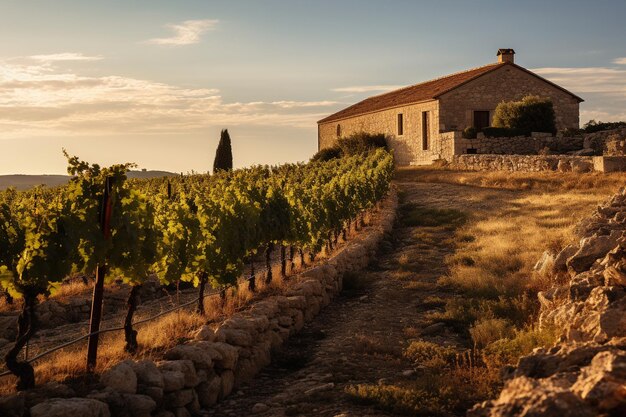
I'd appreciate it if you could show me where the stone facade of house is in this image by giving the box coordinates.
[318,100,440,166]
[318,50,583,166]
[437,64,580,132]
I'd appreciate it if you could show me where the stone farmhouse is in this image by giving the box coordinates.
[317,49,584,165]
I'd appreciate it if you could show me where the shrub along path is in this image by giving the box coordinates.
[207,178,540,417]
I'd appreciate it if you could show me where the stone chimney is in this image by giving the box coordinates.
[497,48,515,63]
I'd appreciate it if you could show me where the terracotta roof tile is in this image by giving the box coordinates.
[319,63,505,124]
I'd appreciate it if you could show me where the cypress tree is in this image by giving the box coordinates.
[213,129,233,173]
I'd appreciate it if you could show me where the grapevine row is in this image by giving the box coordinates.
[0,149,394,389]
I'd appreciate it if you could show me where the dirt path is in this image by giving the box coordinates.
[207,181,511,417]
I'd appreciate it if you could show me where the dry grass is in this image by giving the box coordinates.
[0,310,206,395]
[352,333,401,356]
[347,352,501,416]
[383,167,624,414]
[396,167,626,193]
[437,188,606,330]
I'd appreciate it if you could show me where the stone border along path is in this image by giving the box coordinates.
[205,181,515,417]
[0,189,398,417]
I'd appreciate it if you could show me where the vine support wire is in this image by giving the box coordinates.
[0,201,374,379]
[0,270,265,379]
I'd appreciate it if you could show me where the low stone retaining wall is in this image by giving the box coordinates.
[455,134,584,155]
[469,188,626,417]
[0,191,398,417]
[584,126,626,154]
[450,154,594,173]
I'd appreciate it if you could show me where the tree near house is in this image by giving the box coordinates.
[213,129,233,173]
[492,95,557,135]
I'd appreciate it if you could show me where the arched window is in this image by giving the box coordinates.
[336,124,341,137]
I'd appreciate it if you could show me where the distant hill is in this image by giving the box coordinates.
[0,170,177,191]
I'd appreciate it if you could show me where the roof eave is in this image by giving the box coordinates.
[433,62,584,103]
[317,98,437,125]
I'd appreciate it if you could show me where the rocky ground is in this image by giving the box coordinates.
[470,187,626,417]
[207,181,510,417]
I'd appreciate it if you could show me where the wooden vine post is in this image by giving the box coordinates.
[86,177,112,372]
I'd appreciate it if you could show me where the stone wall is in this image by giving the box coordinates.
[438,64,580,132]
[470,188,626,417]
[450,154,594,173]
[453,133,584,155]
[584,127,626,155]
[0,191,398,417]
[318,100,441,166]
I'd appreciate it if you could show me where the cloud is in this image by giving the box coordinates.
[532,67,626,94]
[581,109,626,123]
[0,58,337,138]
[270,100,338,108]
[331,85,403,93]
[532,65,626,123]
[28,53,103,62]
[146,19,218,46]
[613,57,626,65]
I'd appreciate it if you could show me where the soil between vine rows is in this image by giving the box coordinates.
[206,180,508,417]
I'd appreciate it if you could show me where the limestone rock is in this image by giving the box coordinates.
[101,361,137,394]
[252,402,269,413]
[219,369,235,399]
[131,360,164,388]
[163,388,194,408]
[215,328,253,347]
[553,244,579,272]
[196,376,221,407]
[120,394,156,417]
[534,251,555,276]
[468,376,594,417]
[557,159,572,172]
[567,231,621,274]
[571,350,626,412]
[161,370,186,392]
[193,325,216,342]
[173,407,191,417]
[138,385,164,405]
[210,341,239,370]
[164,344,213,370]
[571,159,593,173]
[0,392,25,417]
[154,411,175,417]
[158,360,199,388]
[30,398,110,417]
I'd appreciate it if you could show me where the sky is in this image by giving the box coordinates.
[0,0,625,174]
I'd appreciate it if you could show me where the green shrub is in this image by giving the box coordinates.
[462,126,477,139]
[310,146,341,162]
[345,383,439,416]
[560,127,584,137]
[312,132,388,162]
[469,318,514,348]
[404,340,457,368]
[492,95,556,135]
[482,127,526,137]
[482,326,557,369]
[337,132,388,156]
[582,120,626,133]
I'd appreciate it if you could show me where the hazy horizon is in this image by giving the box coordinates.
[1,0,625,174]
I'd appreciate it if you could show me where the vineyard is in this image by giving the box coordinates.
[0,149,394,391]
